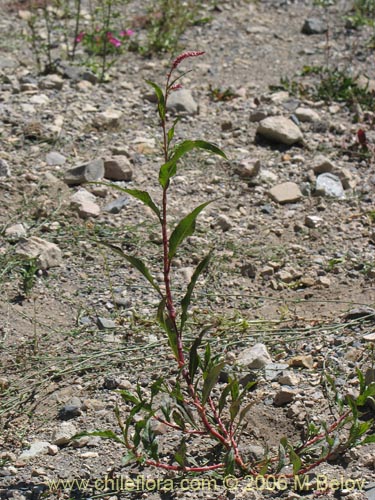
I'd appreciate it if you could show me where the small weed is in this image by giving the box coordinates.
[208,84,239,102]
[20,258,39,297]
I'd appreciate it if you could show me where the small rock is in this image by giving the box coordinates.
[167,89,198,115]
[103,196,129,214]
[5,223,27,241]
[268,182,303,204]
[301,18,328,35]
[241,263,257,279]
[46,151,66,166]
[59,404,82,420]
[64,159,104,186]
[345,307,375,320]
[295,107,320,122]
[70,189,100,219]
[316,173,345,199]
[47,444,59,456]
[264,363,289,381]
[0,377,10,390]
[304,215,323,228]
[363,332,375,342]
[103,376,119,390]
[39,74,64,90]
[104,157,133,181]
[216,215,233,231]
[289,355,314,369]
[15,237,62,270]
[274,388,296,406]
[278,371,300,386]
[237,343,272,369]
[316,276,331,288]
[19,441,52,460]
[93,108,122,129]
[0,159,11,177]
[51,422,77,446]
[97,317,116,330]
[311,155,335,174]
[338,167,357,189]
[247,445,265,461]
[235,158,261,179]
[257,116,303,145]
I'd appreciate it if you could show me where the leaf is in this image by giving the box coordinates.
[229,399,241,421]
[122,450,137,465]
[277,441,287,473]
[167,118,180,147]
[169,201,213,260]
[174,437,187,467]
[202,362,225,405]
[119,390,140,405]
[238,400,257,426]
[361,433,375,444]
[146,79,165,121]
[219,381,234,415]
[102,243,162,296]
[73,430,124,445]
[165,316,179,359]
[172,410,186,430]
[289,447,302,475]
[180,252,212,332]
[188,332,204,383]
[88,182,161,220]
[159,140,227,188]
[224,449,235,476]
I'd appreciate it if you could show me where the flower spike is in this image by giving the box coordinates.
[172,51,205,70]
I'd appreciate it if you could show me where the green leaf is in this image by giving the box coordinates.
[169,201,213,260]
[122,450,137,465]
[73,430,124,445]
[202,362,225,405]
[224,449,235,476]
[180,253,212,332]
[219,381,234,415]
[119,390,140,405]
[238,400,257,426]
[102,243,162,296]
[188,332,204,383]
[159,140,227,188]
[277,441,287,473]
[146,79,165,121]
[229,399,241,421]
[174,437,187,467]
[167,118,180,147]
[165,316,179,359]
[172,410,186,430]
[356,382,375,406]
[289,447,302,474]
[88,182,161,220]
[361,433,375,444]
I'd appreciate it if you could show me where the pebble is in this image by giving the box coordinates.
[46,151,66,166]
[70,189,100,219]
[59,404,82,420]
[294,107,320,122]
[15,237,62,270]
[104,156,133,181]
[257,116,303,145]
[268,182,303,204]
[304,215,323,228]
[97,317,116,330]
[301,18,328,35]
[288,355,314,369]
[5,223,27,241]
[316,173,345,199]
[93,108,122,129]
[237,343,272,369]
[167,89,198,115]
[19,441,52,460]
[234,158,261,179]
[103,196,129,214]
[311,155,335,174]
[264,363,289,381]
[39,74,64,90]
[0,158,11,177]
[278,371,300,386]
[216,214,233,231]
[274,388,296,406]
[51,422,77,446]
[64,159,105,186]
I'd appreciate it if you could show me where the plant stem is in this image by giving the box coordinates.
[71,0,82,60]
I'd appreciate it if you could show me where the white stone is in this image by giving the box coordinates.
[19,441,52,460]
[268,182,303,204]
[316,173,345,198]
[52,422,77,446]
[237,343,272,369]
[5,223,27,240]
[70,189,100,219]
[167,89,198,115]
[257,116,303,145]
[15,237,62,270]
[295,107,320,122]
[93,108,122,128]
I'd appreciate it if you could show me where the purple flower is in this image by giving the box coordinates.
[120,29,134,37]
[108,36,121,48]
[75,31,85,43]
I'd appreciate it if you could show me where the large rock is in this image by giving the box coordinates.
[104,156,133,181]
[64,159,104,186]
[167,89,198,115]
[237,343,272,369]
[257,116,303,145]
[316,173,345,198]
[268,182,303,204]
[301,18,328,35]
[15,237,62,270]
[19,441,52,460]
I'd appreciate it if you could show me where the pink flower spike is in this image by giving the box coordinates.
[120,29,135,37]
[108,37,121,48]
[172,51,205,70]
[170,84,183,91]
[75,31,85,43]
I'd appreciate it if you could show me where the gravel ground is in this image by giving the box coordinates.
[0,0,375,499]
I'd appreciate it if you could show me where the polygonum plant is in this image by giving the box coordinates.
[76,52,375,481]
